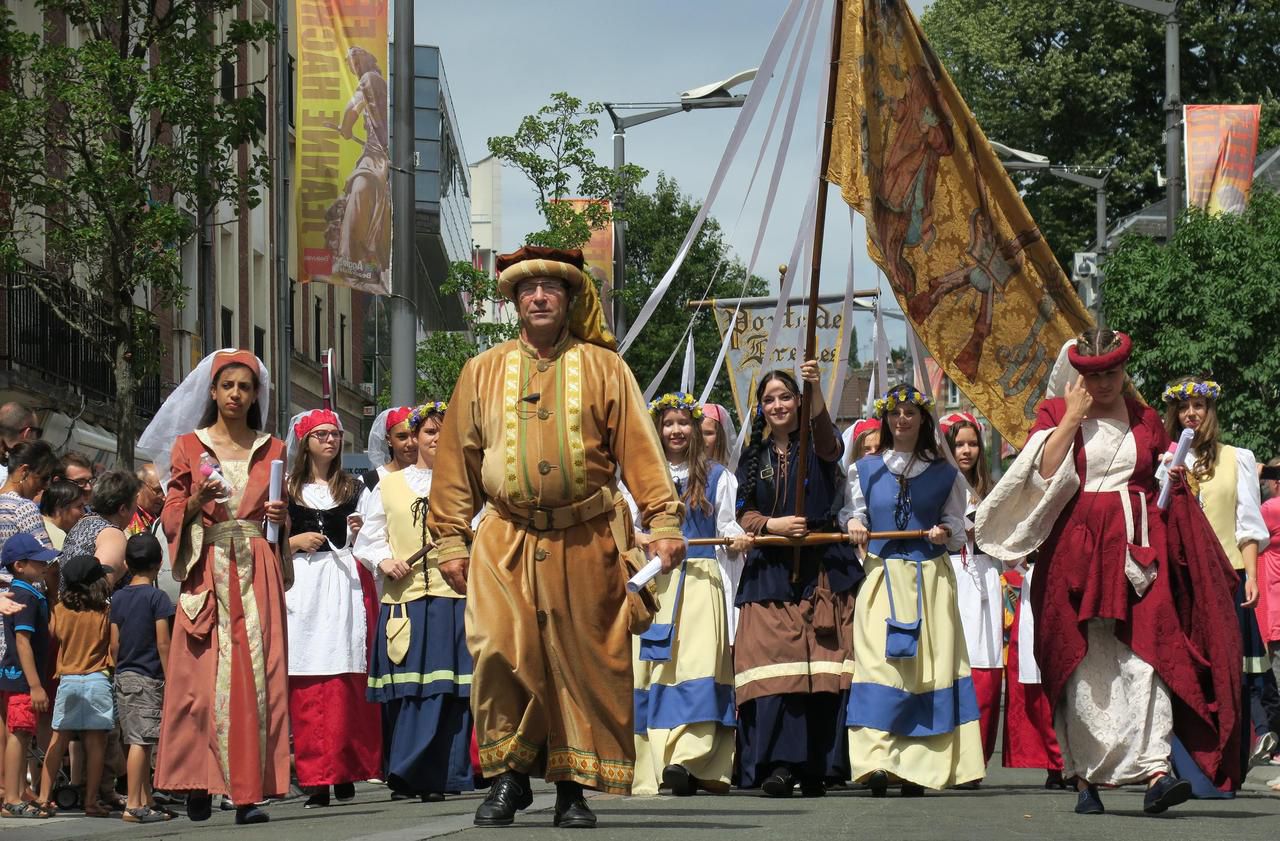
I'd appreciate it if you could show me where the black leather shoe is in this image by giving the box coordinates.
[901,783,925,797]
[474,773,532,827]
[334,782,356,802]
[662,764,696,797]
[553,797,597,829]
[1143,775,1191,815]
[799,779,826,798]
[420,792,445,803]
[865,769,889,798]
[186,793,212,822]
[760,767,795,798]
[1075,785,1104,815]
[303,788,330,809]
[234,804,270,825]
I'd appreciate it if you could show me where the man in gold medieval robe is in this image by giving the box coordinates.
[428,245,686,829]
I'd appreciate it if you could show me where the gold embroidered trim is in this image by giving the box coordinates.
[477,732,542,777]
[501,350,524,503]
[563,346,587,498]
[546,746,634,794]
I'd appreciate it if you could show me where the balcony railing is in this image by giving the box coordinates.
[1,262,161,419]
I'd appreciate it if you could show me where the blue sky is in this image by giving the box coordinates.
[412,0,930,359]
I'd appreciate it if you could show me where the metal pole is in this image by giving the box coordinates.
[612,120,627,337]
[1094,183,1107,327]
[199,177,216,356]
[274,0,292,434]
[1164,7,1181,240]
[389,0,416,407]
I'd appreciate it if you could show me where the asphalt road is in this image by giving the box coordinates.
[3,763,1278,841]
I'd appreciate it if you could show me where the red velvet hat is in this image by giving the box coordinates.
[852,418,880,438]
[1067,332,1133,373]
[939,412,980,435]
[293,409,341,440]
[384,406,413,432]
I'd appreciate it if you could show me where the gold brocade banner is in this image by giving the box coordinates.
[1184,104,1261,215]
[294,0,391,295]
[825,0,1093,445]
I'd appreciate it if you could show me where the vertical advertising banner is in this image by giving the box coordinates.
[295,0,391,295]
[1185,104,1261,215]
[711,299,848,423]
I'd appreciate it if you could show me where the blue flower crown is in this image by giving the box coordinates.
[649,392,703,419]
[1161,380,1221,403]
[873,387,935,419]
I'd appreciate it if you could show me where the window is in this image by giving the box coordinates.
[313,296,323,362]
[287,57,295,129]
[339,314,347,381]
[220,60,235,101]
[253,326,265,361]
[946,377,961,408]
[221,307,233,349]
[289,280,296,349]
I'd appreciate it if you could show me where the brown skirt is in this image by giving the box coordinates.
[734,589,856,705]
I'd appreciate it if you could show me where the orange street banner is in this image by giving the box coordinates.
[1185,104,1261,215]
[826,0,1093,445]
[295,0,391,294]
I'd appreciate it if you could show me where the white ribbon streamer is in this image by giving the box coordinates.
[618,0,811,355]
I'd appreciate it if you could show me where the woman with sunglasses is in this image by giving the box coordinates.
[284,410,382,808]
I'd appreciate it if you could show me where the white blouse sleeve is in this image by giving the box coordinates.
[838,462,867,531]
[1234,448,1270,551]
[941,470,970,552]
[352,484,391,572]
[716,470,745,541]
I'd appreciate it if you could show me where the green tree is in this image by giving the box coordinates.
[487,91,646,249]
[621,175,770,408]
[1103,189,1280,456]
[921,0,1280,268]
[0,1,273,464]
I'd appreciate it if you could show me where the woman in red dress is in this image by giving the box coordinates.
[139,350,290,825]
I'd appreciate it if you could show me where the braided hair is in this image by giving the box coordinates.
[736,369,801,514]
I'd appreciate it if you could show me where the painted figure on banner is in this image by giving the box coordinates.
[325,45,391,290]
[826,0,1093,445]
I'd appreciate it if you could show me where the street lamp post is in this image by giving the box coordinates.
[603,69,756,336]
[1115,0,1182,240]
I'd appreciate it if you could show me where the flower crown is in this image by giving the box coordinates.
[408,401,448,430]
[1161,380,1221,404]
[649,392,703,419]
[873,387,935,419]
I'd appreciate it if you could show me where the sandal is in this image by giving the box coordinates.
[40,800,58,817]
[123,806,172,823]
[84,802,114,818]
[1,801,50,819]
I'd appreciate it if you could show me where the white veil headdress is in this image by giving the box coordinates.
[138,349,272,490]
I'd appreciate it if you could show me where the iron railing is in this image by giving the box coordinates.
[1,262,161,419]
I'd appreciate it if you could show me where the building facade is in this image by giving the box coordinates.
[1,3,471,467]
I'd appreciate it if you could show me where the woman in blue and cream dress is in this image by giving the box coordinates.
[630,393,748,797]
[841,385,984,795]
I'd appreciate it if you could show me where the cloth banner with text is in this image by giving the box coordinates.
[294,0,391,295]
[825,0,1093,445]
[1184,104,1262,215]
[711,298,849,425]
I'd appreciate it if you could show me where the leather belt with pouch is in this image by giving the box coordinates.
[493,485,659,634]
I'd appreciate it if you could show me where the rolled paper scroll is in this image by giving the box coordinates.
[1158,427,1195,510]
[265,459,284,544]
[626,557,664,593]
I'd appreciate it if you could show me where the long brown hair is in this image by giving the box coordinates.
[945,420,992,500]
[703,416,729,465]
[288,428,360,505]
[654,407,713,517]
[1162,375,1221,480]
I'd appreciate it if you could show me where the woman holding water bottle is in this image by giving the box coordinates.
[137,350,292,826]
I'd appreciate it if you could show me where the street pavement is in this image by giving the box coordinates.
[2,763,1279,841]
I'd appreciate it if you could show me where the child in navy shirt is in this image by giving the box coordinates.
[110,534,175,824]
[0,533,57,819]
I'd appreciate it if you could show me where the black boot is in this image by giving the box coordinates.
[473,771,532,827]
[186,792,212,822]
[553,782,596,829]
[1143,775,1191,815]
[234,804,270,825]
[334,782,356,802]
[662,764,696,797]
[760,766,795,798]
[303,787,330,809]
